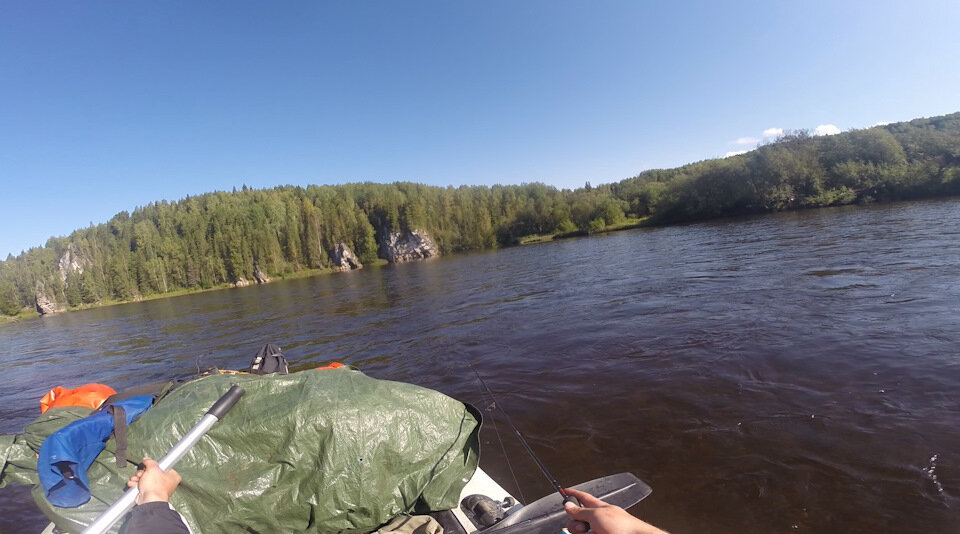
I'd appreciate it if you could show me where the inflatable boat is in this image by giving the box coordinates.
[1,346,650,533]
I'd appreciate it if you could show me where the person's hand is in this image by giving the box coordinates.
[127,457,181,505]
[562,487,668,534]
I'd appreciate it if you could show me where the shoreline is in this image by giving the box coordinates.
[3,197,957,324]
[0,259,393,325]
[518,216,648,245]
[0,217,654,324]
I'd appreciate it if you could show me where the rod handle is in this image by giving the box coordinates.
[563,495,590,533]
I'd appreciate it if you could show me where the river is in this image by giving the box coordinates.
[2,199,959,533]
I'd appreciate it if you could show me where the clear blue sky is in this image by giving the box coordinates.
[2,1,958,258]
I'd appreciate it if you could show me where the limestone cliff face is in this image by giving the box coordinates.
[35,281,64,315]
[379,229,439,263]
[34,243,92,314]
[57,243,91,283]
[331,242,363,272]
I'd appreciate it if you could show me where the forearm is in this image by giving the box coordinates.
[121,502,189,534]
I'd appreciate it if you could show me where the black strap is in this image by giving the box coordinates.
[109,405,128,467]
[99,380,176,409]
[99,380,180,468]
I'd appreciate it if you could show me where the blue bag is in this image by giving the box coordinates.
[37,395,154,507]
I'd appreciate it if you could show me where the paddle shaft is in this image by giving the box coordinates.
[82,385,244,534]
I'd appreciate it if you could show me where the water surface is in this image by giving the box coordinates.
[2,199,959,533]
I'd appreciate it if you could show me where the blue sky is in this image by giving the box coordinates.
[2,1,958,258]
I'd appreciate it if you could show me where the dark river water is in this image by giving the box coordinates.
[2,199,959,533]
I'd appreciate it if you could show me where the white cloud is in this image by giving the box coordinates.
[762,127,783,138]
[813,124,841,136]
[733,136,760,145]
[725,150,749,158]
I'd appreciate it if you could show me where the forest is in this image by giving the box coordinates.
[2,112,959,317]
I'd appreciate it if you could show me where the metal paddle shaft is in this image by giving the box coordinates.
[82,385,245,534]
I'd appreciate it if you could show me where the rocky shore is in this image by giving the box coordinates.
[34,229,440,315]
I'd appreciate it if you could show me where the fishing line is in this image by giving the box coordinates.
[464,357,576,504]
[473,372,528,504]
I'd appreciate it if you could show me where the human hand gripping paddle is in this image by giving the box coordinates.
[562,487,669,534]
[126,458,181,504]
[82,385,245,534]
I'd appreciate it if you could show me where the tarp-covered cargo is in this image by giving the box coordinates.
[0,368,481,533]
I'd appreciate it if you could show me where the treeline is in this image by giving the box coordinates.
[0,182,631,314]
[620,113,960,222]
[2,112,959,316]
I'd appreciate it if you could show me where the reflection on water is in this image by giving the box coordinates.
[2,199,960,533]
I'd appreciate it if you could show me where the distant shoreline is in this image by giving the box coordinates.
[6,197,957,324]
[0,267,337,324]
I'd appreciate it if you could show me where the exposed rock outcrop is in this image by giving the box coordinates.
[253,262,271,284]
[380,229,439,263]
[234,277,251,287]
[58,242,91,283]
[331,242,363,272]
[35,281,64,315]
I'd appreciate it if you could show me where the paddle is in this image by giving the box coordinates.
[480,472,653,534]
[82,385,245,534]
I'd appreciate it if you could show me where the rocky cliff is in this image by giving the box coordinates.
[34,244,92,314]
[379,229,439,263]
[253,262,272,284]
[57,243,91,283]
[331,242,363,271]
[35,281,64,315]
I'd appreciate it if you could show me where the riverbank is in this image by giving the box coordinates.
[0,261,392,324]
[0,309,39,324]
[3,197,956,323]
[519,216,648,245]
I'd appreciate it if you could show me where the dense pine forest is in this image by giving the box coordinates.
[2,112,959,318]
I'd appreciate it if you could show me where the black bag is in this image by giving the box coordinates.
[250,343,290,375]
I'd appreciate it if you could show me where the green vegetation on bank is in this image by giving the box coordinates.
[2,112,960,317]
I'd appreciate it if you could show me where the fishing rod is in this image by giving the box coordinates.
[464,358,587,527]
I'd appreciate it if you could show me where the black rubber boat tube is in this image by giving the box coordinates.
[82,385,245,534]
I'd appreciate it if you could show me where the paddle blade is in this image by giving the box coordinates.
[482,472,652,533]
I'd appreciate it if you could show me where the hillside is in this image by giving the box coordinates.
[2,112,959,317]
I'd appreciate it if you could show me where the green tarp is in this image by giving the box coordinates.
[1,368,481,533]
